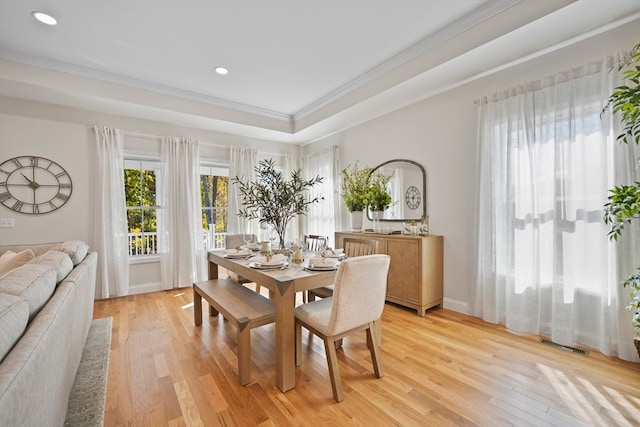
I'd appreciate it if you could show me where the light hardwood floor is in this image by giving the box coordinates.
[93,287,640,427]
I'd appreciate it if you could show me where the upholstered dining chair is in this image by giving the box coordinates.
[295,254,391,402]
[225,234,261,294]
[307,237,379,301]
[303,234,328,252]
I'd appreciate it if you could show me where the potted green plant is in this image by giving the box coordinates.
[232,159,323,249]
[602,41,640,358]
[340,162,373,230]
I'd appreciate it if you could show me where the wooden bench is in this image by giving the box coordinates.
[193,278,275,385]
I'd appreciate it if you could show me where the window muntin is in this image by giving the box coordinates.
[124,159,160,256]
[124,160,231,256]
[200,164,228,250]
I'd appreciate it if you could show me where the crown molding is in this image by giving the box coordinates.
[0,47,293,124]
[293,0,522,122]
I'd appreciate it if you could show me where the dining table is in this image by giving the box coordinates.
[206,250,338,392]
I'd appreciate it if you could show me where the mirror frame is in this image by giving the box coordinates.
[366,159,426,222]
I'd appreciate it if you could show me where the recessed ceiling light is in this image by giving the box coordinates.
[214,67,228,75]
[32,11,57,26]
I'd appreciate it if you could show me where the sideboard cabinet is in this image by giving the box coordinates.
[335,232,443,317]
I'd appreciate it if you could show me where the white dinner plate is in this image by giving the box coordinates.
[225,253,253,259]
[305,265,339,272]
[249,261,288,270]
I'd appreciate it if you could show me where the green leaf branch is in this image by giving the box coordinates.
[232,159,323,248]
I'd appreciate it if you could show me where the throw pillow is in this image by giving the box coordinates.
[28,251,73,284]
[60,240,89,266]
[0,249,36,276]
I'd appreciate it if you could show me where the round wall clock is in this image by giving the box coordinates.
[0,155,73,214]
[405,185,421,210]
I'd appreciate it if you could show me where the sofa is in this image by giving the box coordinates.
[0,241,97,427]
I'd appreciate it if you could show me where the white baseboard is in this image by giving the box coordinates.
[442,297,470,315]
[128,282,164,295]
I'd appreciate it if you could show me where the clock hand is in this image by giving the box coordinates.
[21,172,40,189]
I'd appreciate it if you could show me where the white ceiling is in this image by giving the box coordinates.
[0,0,639,144]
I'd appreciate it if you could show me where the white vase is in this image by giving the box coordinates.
[350,210,363,231]
[371,210,381,232]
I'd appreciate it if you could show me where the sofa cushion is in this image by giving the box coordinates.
[0,293,29,363]
[28,251,73,284]
[0,249,36,276]
[60,241,89,266]
[0,264,57,321]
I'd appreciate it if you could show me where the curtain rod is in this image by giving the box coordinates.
[123,130,285,157]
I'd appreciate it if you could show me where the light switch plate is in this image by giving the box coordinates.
[0,218,15,228]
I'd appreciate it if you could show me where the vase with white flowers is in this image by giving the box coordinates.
[340,162,393,231]
[340,162,371,230]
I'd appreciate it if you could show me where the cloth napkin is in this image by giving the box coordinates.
[325,248,344,258]
[224,248,252,256]
[253,253,287,266]
[308,257,340,267]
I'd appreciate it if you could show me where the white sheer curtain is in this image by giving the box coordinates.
[302,145,339,246]
[472,52,640,361]
[158,137,205,288]
[282,153,300,244]
[92,126,130,298]
[228,146,259,238]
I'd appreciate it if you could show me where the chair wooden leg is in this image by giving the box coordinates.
[295,321,303,367]
[366,319,382,349]
[324,336,344,402]
[366,322,384,378]
[238,321,251,385]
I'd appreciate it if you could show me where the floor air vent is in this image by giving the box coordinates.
[539,339,589,356]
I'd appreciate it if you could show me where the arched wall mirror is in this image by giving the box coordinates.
[366,159,426,222]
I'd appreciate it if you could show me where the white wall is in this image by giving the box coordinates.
[303,21,639,313]
[0,114,94,245]
[0,100,299,295]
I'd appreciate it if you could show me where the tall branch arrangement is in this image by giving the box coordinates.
[232,159,323,248]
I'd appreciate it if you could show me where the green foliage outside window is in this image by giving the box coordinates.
[200,174,228,233]
[125,168,158,255]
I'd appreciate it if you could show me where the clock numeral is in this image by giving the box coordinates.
[0,192,11,201]
[32,204,39,214]
[12,200,23,211]
[49,201,58,210]
[55,192,70,202]
[0,181,7,187]
[11,158,23,168]
[59,183,72,189]
[30,156,38,167]
[0,168,10,176]
[55,172,68,178]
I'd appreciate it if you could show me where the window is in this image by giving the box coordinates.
[473,55,638,358]
[124,159,231,256]
[124,159,160,256]
[200,164,229,250]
